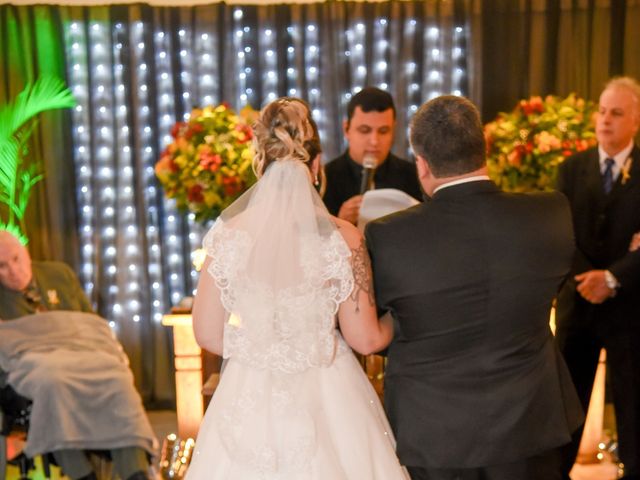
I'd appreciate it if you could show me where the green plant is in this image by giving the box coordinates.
[0,76,76,244]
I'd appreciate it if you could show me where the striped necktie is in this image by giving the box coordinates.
[602,157,615,194]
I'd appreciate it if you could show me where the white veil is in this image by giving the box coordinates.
[202,158,354,374]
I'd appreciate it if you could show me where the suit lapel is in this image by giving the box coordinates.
[605,145,640,204]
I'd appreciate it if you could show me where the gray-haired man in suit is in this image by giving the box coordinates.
[555,76,640,480]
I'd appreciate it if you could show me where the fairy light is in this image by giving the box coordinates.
[65,9,469,332]
[151,23,186,315]
[234,8,251,107]
[452,25,468,96]
[285,28,299,98]
[371,18,389,90]
[65,18,94,300]
[262,24,278,103]
[304,22,325,143]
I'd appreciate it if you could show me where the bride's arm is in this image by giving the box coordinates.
[335,219,393,355]
[192,256,226,355]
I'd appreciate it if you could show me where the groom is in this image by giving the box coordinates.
[365,95,583,479]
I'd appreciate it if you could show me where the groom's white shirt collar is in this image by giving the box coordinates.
[433,175,491,195]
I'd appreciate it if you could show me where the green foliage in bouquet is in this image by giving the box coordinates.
[485,93,598,192]
[0,76,76,244]
[156,104,258,222]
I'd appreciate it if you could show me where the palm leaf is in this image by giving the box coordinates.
[0,140,19,194]
[0,76,76,141]
[0,220,28,245]
[17,169,44,217]
[0,76,75,243]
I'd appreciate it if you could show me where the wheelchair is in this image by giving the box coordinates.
[0,382,55,480]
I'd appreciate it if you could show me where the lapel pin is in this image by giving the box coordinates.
[621,156,633,185]
[47,289,60,305]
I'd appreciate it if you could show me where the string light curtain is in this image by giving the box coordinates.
[4,1,474,402]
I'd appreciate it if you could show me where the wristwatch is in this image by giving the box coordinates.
[604,270,620,291]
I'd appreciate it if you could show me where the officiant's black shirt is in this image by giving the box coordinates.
[323,152,423,216]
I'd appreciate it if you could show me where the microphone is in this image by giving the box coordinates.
[359,154,378,195]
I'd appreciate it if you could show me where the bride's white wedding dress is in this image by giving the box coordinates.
[185,160,408,480]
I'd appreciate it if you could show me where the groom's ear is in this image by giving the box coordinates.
[416,155,430,182]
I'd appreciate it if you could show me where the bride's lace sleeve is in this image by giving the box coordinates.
[203,220,252,314]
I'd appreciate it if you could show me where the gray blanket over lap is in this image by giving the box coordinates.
[0,311,158,457]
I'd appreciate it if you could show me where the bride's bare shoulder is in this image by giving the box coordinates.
[331,216,362,248]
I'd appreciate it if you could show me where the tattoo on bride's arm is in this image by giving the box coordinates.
[350,240,375,312]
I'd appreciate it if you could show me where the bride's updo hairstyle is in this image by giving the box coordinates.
[252,97,321,177]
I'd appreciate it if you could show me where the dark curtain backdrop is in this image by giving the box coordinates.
[480,0,640,121]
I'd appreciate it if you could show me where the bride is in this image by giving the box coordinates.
[185,97,408,479]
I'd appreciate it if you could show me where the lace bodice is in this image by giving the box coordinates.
[204,221,354,374]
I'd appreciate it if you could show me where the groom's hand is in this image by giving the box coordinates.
[575,270,614,304]
[338,195,363,225]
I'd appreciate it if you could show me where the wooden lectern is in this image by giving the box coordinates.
[162,314,220,439]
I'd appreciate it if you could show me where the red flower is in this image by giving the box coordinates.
[507,149,522,167]
[171,122,186,138]
[235,124,253,143]
[184,123,205,141]
[222,175,242,196]
[187,184,204,203]
[575,139,589,152]
[199,152,222,172]
[519,97,544,116]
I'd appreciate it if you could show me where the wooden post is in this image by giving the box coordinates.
[162,314,203,439]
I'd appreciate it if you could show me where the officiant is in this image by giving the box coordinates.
[0,230,156,480]
[323,87,422,225]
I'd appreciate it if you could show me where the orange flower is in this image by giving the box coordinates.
[507,149,521,167]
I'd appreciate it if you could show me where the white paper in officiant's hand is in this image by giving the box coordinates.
[357,188,420,232]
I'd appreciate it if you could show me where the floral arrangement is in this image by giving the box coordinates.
[155,104,257,222]
[485,93,598,192]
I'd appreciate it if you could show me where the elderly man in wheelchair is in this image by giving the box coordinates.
[0,231,157,480]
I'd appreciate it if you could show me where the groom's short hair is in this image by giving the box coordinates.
[409,95,485,178]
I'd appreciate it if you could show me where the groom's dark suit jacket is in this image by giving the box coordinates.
[365,180,583,469]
